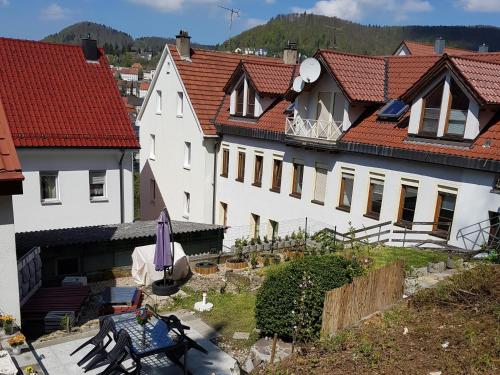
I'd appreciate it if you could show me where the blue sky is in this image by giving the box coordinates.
[0,0,499,44]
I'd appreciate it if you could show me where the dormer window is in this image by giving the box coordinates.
[420,82,443,137]
[235,82,244,116]
[247,84,256,117]
[445,79,468,137]
[231,77,258,118]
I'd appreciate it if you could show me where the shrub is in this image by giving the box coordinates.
[255,254,363,340]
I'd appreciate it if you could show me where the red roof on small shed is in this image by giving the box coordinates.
[0,37,139,149]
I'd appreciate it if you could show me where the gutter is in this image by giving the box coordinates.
[119,150,125,223]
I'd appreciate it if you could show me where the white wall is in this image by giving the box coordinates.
[216,134,500,249]
[138,49,216,223]
[13,149,134,232]
[0,195,21,323]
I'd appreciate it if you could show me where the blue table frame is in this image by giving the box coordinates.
[107,308,189,374]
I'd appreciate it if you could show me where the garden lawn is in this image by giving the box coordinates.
[161,288,258,349]
[363,246,448,269]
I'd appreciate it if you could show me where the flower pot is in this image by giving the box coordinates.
[3,324,13,335]
[225,258,248,270]
[194,261,218,275]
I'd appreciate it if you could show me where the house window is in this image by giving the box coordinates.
[316,92,332,122]
[492,174,500,193]
[366,178,384,219]
[40,172,59,203]
[312,166,327,204]
[221,148,229,177]
[184,192,190,217]
[149,134,156,160]
[89,171,106,201]
[337,172,354,211]
[177,91,184,117]
[184,142,191,169]
[220,202,228,227]
[291,162,304,198]
[433,191,457,234]
[156,90,162,114]
[236,151,245,182]
[56,257,79,276]
[253,154,263,187]
[235,82,244,116]
[444,79,469,137]
[251,213,260,239]
[420,82,444,136]
[397,185,418,227]
[268,220,279,240]
[150,179,156,203]
[247,84,256,117]
[271,159,282,192]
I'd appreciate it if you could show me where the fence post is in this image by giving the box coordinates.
[305,217,308,250]
[334,226,337,248]
[403,228,406,248]
[377,224,382,243]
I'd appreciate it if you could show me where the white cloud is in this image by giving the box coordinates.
[0,0,10,7]
[245,18,267,28]
[41,3,71,20]
[293,0,432,21]
[458,0,500,12]
[128,0,220,12]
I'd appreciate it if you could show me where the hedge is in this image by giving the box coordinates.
[255,254,363,340]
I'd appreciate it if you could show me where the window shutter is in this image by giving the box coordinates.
[314,168,327,202]
[90,172,105,185]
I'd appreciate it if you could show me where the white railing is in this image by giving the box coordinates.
[285,117,343,142]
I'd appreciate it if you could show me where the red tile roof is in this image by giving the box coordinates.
[0,37,139,148]
[169,45,281,136]
[140,82,150,90]
[241,61,297,96]
[317,50,386,103]
[0,101,23,182]
[398,40,473,56]
[214,95,288,133]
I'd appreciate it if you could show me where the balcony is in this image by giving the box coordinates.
[285,117,343,148]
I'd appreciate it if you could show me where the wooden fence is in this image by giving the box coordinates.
[321,260,405,337]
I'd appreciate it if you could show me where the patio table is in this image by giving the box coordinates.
[108,308,189,374]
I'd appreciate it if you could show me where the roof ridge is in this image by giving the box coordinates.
[318,48,385,61]
[167,43,281,62]
[0,36,86,49]
[404,39,473,52]
[451,54,500,66]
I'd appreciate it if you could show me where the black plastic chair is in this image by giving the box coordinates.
[86,330,138,374]
[71,317,117,367]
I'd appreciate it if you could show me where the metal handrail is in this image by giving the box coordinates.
[455,214,500,251]
[285,117,343,141]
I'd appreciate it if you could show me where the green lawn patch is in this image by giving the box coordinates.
[160,288,258,349]
[367,246,448,269]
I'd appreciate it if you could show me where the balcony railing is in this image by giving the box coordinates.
[285,117,343,142]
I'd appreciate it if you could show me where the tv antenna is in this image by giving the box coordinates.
[325,24,343,49]
[218,5,240,32]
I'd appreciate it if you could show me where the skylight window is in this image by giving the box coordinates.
[377,99,408,120]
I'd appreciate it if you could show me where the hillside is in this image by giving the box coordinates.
[219,13,500,56]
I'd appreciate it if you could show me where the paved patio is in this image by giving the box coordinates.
[16,314,239,375]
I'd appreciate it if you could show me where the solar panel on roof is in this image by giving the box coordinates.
[377,99,408,119]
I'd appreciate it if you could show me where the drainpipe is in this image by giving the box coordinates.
[119,150,125,223]
[212,140,220,224]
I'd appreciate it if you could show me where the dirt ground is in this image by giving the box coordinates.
[261,263,500,375]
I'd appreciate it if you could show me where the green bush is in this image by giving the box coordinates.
[255,255,363,340]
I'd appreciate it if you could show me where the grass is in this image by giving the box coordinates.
[160,288,258,349]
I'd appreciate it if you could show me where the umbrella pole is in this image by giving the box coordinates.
[163,267,167,285]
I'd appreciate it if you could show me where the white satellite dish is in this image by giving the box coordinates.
[300,58,321,83]
[292,76,305,92]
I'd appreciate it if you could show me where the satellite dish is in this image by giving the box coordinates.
[300,58,321,83]
[292,76,305,92]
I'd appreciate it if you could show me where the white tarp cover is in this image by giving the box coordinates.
[131,243,189,286]
[0,350,17,375]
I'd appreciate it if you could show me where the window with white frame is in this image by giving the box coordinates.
[89,171,106,201]
[312,165,328,204]
[149,134,156,159]
[184,192,190,217]
[40,171,59,203]
[177,91,184,117]
[184,142,191,169]
[156,90,162,114]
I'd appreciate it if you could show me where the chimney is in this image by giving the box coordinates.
[176,30,191,60]
[478,43,489,53]
[81,34,99,61]
[283,41,298,65]
[434,37,445,54]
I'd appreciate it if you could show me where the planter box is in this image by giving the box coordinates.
[226,259,248,270]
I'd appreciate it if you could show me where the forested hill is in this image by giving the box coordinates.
[218,13,500,56]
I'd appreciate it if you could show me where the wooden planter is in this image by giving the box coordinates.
[226,258,248,270]
[194,261,219,275]
[258,254,280,266]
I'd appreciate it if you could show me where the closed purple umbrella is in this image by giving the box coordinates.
[154,208,174,285]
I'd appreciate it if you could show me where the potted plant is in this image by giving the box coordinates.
[2,315,14,335]
[135,309,153,329]
[226,239,248,270]
[263,236,271,251]
[24,366,38,375]
[256,236,264,251]
[250,252,258,269]
[7,333,25,355]
[248,238,256,251]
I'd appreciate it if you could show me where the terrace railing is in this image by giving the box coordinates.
[456,215,500,251]
[391,221,454,249]
[285,117,343,142]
